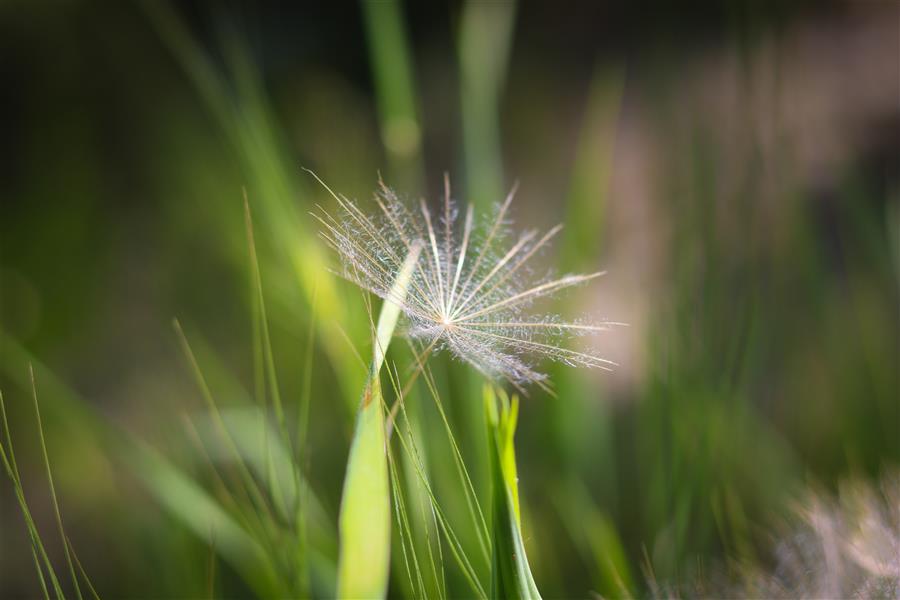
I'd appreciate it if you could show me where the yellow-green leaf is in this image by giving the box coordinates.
[336,243,421,599]
[485,385,542,600]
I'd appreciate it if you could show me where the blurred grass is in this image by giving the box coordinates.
[360,0,424,191]
[140,0,368,413]
[1,1,898,598]
[458,0,517,210]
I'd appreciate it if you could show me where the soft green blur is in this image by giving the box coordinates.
[1,1,897,598]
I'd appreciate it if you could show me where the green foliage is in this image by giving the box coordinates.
[1,1,897,598]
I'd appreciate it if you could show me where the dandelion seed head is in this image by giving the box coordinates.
[314,175,620,389]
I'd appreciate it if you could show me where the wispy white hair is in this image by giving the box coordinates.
[313,173,622,391]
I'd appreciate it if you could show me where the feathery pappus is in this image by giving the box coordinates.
[311,172,622,391]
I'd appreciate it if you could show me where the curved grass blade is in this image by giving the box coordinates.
[485,385,541,600]
[29,366,84,600]
[0,390,64,600]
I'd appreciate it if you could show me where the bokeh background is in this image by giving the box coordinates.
[2,1,898,598]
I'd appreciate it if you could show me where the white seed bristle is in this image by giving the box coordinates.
[312,172,622,389]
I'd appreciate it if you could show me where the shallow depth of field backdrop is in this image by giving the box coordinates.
[1,1,898,598]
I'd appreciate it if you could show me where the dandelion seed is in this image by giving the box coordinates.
[310,171,623,390]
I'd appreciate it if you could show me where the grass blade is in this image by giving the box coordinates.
[0,390,64,599]
[336,243,422,599]
[29,366,83,600]
[458,0,517,209]
[337,386,391,599]
[485,385,541,600]
[360,0,424,190]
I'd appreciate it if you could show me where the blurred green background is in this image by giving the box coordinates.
[1,1,898,598]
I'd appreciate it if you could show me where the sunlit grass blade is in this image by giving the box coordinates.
[338,382,392,599]
[337,244,422,599]
[484,385,541,600]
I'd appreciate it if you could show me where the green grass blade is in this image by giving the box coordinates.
[28,545,52,600]
[392,368,443,599]
[295,285,317,596]
[458,0,517,209]
[485,386,541,600]
[337,244,422,599]
[244,195,287,431]
[244,195,293,536]
[29,366,83,600]
[0,390,63,600]
[360,0,424,190]
[389,398,488,599]
[337,377,392,599]
[414,352,491,565]
[381,358,487,599]
[387,437,426,598]
[66,536,101,600]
